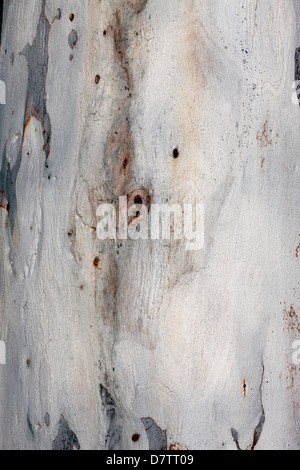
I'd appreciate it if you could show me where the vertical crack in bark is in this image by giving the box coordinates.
[250,365,265,451]
[105,11,134,196]
[231,365,265,451]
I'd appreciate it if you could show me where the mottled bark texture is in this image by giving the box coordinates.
[0,0,300,450]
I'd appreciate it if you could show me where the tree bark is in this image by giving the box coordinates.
[0,0,300,450]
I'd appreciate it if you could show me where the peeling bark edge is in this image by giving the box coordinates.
[141,417,167,451]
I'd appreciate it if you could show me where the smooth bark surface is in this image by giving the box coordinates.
[0,0,300,450]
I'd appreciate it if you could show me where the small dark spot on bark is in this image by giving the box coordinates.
[173,148,179,159]
[69,13,75,22]
[134,195,142,204]
[69,54,74,61]
[132,433,140,442]
[27,414,34,438]
[93,257,100,268]
[95,74,100,84]
[103,30,107,36]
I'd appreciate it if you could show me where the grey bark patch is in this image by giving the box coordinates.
[27,414,34,438]
[250,410,265,450]
[19,0,52,158]
[0,146,19,233]
[68,29,78,49]
[44,412,50,427]
[141,417,167,450]
[99,384,123,450]
[295,48,300,105]
[52,414,80,450]
[231,428,241,451]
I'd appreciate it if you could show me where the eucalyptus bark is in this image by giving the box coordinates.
[0,0,300,450]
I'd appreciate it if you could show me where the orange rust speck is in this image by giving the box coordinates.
[93,257,100,269]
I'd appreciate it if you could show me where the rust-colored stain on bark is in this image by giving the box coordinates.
[283,304,300,334]
[93,257,100,268]
[168,442,189,450]
[296,237,300,258]
[106,121,133,195]
[242,379,247,398]
[256,120,273,147]
[0,191,8,210]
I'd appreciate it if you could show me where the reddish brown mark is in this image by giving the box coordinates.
[256,120,273,147]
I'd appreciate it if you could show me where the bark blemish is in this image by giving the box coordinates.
[296,236,300,258]
[141,417,167,451]
[231,366,265,451]
[68,29,78,49]
[283,304,300,334]
[19,0,52,158]
[44,412,50,427]
[172,148,179,159]
[127,188,152,211]
[52,415,80,450]
[295,48,300,106]
[99,384,123,450]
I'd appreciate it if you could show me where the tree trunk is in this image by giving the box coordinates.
[0,0,300,450]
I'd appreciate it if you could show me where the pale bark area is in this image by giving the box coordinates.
[0,0,300,450]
